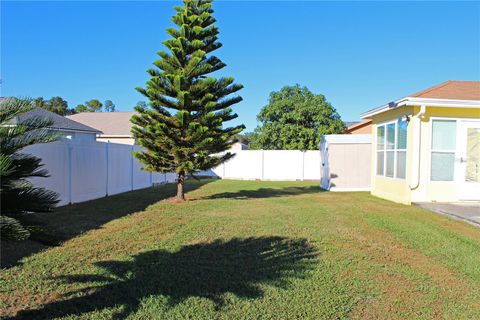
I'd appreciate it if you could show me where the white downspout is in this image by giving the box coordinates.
[409,105,426,190]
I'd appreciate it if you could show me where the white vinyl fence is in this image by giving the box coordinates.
[25,140,177,206]
[204,150,321,181]
[25,141,323,206]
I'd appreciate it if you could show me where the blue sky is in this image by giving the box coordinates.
[2,1,479,131]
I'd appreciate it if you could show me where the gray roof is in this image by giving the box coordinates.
[67,112,136,136]
[16,107,102,134]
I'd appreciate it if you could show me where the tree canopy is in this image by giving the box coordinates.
[75,99,115,113]
[249,85,345,150]
[104,100,116,112]
[33,96,75,115]
[131,0,244,201]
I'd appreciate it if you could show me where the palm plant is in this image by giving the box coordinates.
[0,98,60,240]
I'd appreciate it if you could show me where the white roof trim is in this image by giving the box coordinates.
[361,97,480,119]
[97,134,133,138]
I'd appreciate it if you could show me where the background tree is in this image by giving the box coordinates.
[135,101,148,109]
[74,99,103,113]
[104,100,116,112]
[0,98,60,241]
[85,99,103,112]
[33,97,48,109]
[131,0,244,202]
[249,85,345,150]
[75,104,88,113]
[33,96,76,115]
[46,96,69,115]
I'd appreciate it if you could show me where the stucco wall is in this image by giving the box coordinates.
[370,106,414,204]
[370,105,480,204]
[411,106,480,203]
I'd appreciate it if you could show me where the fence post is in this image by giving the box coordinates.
[105,141,109,196]
[261,149,264,180]
[67,142,72,204]
[302,151,305,181]
[130,145,134,191]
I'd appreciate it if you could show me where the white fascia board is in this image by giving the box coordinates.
[399,97,480,108]
[361,97,480,119]
[97,134,133,138]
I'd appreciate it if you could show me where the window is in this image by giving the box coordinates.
[376,118,408,179]
[431,120,456,181]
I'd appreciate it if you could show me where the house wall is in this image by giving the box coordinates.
[411,106,480,203]
[370,106,415,204]
[370,105,480,204]
[61,131,96,141]
[346,121,372,134]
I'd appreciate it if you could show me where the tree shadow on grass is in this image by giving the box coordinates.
[1,179,213,268]
[202,185,323,200]
[12,236,318,320]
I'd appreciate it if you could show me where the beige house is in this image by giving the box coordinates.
[67,112,249,150]
[67,112,136,145]
[17,107,101,140]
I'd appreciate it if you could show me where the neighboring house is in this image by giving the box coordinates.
[360,80,480,204]
[67,112,136,145]
[68,112,250,150]
[345,120,372,134]
[230,142,249,150]
[15,107,101,140]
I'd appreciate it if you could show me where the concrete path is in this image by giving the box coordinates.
[414,202,480,227]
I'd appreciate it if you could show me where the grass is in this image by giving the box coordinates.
[1,179,480,319]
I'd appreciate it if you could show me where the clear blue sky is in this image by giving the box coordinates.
[2,1,479,131]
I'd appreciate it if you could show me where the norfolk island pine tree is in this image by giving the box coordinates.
[131,0,244,202]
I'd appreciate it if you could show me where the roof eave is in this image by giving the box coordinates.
[361,97,480,119]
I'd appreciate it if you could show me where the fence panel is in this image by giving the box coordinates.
[24,141,70,206]
[263,150,303,180]
[132,146,152,189]
[70,141,108,203]
[224,150,263,180]
[24,141,327,206]
[304,151,321,180]
[107,143,133,195]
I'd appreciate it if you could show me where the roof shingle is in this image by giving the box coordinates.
[17,107,102,133]
[409,80,480,100]
[67,112,136,136]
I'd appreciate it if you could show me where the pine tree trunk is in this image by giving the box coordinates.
[176,173,185,201]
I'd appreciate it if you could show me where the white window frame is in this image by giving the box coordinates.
[429,118,458,182]
[375,118,408,180]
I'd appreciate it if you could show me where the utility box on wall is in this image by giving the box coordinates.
[320,134,371,191]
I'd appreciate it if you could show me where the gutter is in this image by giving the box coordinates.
[409,105,426,190]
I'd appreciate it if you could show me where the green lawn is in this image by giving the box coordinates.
[1,179,480,319]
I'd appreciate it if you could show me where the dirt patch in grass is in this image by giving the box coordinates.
[335,217,479,319]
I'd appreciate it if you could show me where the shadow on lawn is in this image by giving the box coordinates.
[12,236,318,320]
[1,179,213,268]
[203,185,323,200]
